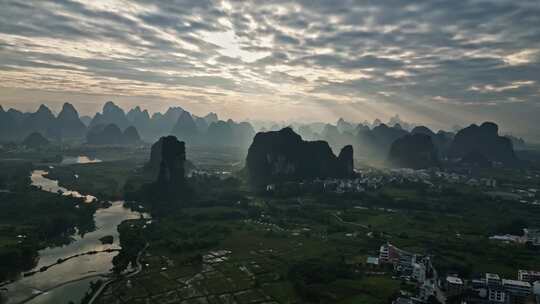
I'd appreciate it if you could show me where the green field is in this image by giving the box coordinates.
[2,145,540,303]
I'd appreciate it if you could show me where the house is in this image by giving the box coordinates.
[397,251,415,273]
[502,279,531,301]
[524,229,540,246]
[379,243,431,285]
[486,273,506,303]
[487,273,502,288]
[470,273,533,304]
[488,287,507,303]
[366,256,380,266]
[412,261,426,283]
[379,243,403,264]
[446,275,464,297]
[518,270,540,283]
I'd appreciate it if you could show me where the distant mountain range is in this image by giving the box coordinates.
[0,102,256,147]
[0,103,86,141]
[294,118,521,168]
[86,124,141,145]
[0,102,525,167]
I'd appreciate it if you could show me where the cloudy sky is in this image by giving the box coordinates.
[0,0,539,140]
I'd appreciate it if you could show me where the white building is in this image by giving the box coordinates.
[488,288,506,303]
[379,243,390,263]
[502,279,531,298]
[366,256,379,266]
[486,273,502,288]
[518,270,540,283]
[487,273,506,303]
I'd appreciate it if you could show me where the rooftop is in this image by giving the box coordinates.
[519,269,540,275]
[367,256,379,265]
[502,279,531,288]
[446,276,464,285]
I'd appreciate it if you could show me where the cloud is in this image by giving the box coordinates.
[0,0,539,139]
[503,49,540,66]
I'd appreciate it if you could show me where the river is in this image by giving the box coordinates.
[60,156,102,166]
[3,156,149,304]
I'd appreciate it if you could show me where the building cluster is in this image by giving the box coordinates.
[489,228,540,247]
[524,229,540,246]
[379,243,438,303]
[393,270,540,304]
[265,177,374,194]
[465,272,539,304]
[321,178,368,193]
[264,167,508,195]
[515,189,540,205]
[381,243,540,304]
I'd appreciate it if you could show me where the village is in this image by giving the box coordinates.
[264,167,540,207]
[367,243,540,304]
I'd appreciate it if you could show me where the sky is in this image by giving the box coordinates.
[0,0,539,140]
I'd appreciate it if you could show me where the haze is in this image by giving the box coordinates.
[0,0,539,141]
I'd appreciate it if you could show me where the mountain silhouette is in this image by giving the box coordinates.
[23,104,58,138]
[127,106,151,138]
[22,132,50,149]
[90,101,130,130]
[205,120,255,147]
[388,133,439,169]
[122,126,141,144]
[0,106,18,141]
[449,122,518,166]
[150,107,184,138]
[86,123,140,145]
[246,127,354,187]
[57,102,87,139]
[171,111,199,144]
[411,126,453,158]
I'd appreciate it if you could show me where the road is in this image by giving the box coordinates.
[87,243,149,304]
[332,212,370,229]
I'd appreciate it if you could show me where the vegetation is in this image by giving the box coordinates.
[2,143,540,303]
[0,161,97,282]
[288,258,358,302]
[112,220,147,274]
[46,160,142,200]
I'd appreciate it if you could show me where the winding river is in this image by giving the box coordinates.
[3,157,149,304]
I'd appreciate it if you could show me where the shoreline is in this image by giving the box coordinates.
[87,243,149,304]
[20,248,120,279]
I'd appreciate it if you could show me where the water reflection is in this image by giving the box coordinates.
[60,156,102,165]
[30,170,96,203]
[3,171,149,304]
[24,277,98,304]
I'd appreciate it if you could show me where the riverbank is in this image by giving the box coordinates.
[87,243,149,304]
[2,166,149,304]
[21,248,120,278]
[0,162,97,284]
